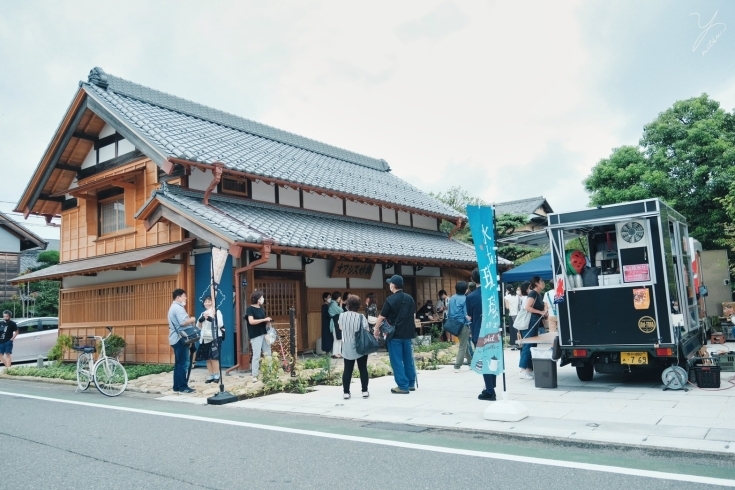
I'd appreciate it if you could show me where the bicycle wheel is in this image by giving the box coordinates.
[93,358,128,397]
[76,353,92,391]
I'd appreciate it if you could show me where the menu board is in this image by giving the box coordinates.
[623,264,650,282]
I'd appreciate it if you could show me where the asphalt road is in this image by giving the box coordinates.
[1,379,734,490]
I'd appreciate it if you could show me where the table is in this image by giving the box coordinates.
[516,331,558,346]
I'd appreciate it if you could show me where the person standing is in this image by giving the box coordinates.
[246,290,273,382]
[342,292,351,312]
[435,290,449,340]
[505,287,520,350]
[447,282,472,372]
[329,291,344,358]
[0,311,19,368]
[168,289,198,393]
[320,292,333,354]
[196,295,225,384]
[374,275,416,394]
[519,276,547,380]
[466,270,496,400]
[339,295,370,399]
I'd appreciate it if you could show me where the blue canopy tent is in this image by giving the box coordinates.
[501,253,553,283]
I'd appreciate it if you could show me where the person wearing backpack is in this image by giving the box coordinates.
[339,295,370,399]
[446,281,472,372]
[373,275,416,394]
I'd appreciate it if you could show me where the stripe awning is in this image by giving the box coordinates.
[10,239,195,283]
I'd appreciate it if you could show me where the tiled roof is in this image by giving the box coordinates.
[82,68,462,219]
[149,186,493,266]
[20,239,59,272]
[494,196,551,216]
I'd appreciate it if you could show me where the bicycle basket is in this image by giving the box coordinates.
[72,336,96,353]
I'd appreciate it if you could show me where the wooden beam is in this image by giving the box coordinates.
[27,99,88,214]
[38,194,66,203]
[143,205,164,232]
[113,180,136,190]
[55,163,80,172]
[161,258,184,264]
[120,267,137,272]
[158,207,232,250]
[74,193,97,201]
[73,131,97,142]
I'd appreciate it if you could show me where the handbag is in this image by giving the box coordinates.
[367,315,377,325]
[443,317,464,336]
[356,318,379,355]
[380,319,395,342]
[514,308,531,331]
[176,325,200,345]
[265,324,277,345]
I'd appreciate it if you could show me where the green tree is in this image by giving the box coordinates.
[585,94,735,250]
[17,248,61,317]
[431,186,537,262]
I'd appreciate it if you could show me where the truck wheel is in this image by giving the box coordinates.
[576,363,594,381]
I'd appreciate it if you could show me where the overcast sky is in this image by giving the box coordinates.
[1,1,734,240]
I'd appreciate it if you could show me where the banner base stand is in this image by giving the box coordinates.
[207,391,238,405]
[483,393,528,422]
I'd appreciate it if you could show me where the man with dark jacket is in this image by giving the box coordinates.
[466,268,497,401]
[374,275,416,394]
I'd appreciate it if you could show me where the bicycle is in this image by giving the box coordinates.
[73,327,128,397]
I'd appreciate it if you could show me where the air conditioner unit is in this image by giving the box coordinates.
[616,220,648,249]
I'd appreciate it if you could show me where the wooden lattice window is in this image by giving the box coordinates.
[99,197,125,235]
[254,280,297,317]
[221,177,249,197]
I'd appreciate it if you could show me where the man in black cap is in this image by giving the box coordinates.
[373,275,416,394]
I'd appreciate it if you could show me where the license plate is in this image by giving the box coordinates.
[621,352,648,365]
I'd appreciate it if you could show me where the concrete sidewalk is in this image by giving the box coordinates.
[207,347,735,454]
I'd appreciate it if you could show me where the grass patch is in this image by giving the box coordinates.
[5,362,173,381]
[415,341,452,353]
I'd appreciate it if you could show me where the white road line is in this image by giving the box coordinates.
[1,391,733,487]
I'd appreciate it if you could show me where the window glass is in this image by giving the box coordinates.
[41,319,58,330]
[100,198,126,234]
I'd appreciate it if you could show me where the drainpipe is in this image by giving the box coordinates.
[203,162,225,206]
[227,239,274,374]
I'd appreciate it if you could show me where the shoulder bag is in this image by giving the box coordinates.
[514,307,531,331]
[171,304,200,345]
[356,316,379,355]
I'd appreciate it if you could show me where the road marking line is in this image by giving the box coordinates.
[1,390,733,487]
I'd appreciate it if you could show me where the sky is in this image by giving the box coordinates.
[1,0,734,241]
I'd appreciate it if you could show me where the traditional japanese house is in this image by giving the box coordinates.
[13,67,494,368]
[0,211,47,304]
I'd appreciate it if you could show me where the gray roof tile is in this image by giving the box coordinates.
[155,186,491,265]
[81,68,462,219]
[494,196,552,216]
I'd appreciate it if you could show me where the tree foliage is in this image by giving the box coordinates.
[585,94,735,250]
[431,186,537,262]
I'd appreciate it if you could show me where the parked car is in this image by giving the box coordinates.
[10,317,59,363]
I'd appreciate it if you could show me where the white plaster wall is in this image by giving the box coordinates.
[99,123,115,138]
[412,214,438,231]
[302,192,343,215]
[188,168,216,193]
[305,258,347,288]
[61,261,181,288]
[118,138,135,155]
[252,181,276,203]
[98,144,115,163]
[348,264,385,288]
[81,146,96,170]
[416,266,441,277]
[254,253,277,269]
[397,211,411,226]
[280,254,302,270]
[0,227,20,253]
[399,265,414,276]
[279,186,300,207]
[346,200,380,221]
[381,207,396,224]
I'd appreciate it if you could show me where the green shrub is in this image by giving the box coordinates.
[48,335,73,361]
[100,334,126,358]
[259,353,286,393]
[301,355,330,370]
[415,341,452,353]
[5,362,173,381]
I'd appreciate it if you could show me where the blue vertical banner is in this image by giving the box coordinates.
[466,205,504,376]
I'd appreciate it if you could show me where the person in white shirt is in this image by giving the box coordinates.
[543,288,558,333]
[504,286,521,350]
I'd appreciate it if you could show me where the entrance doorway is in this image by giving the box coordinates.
[253,278,303,354]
